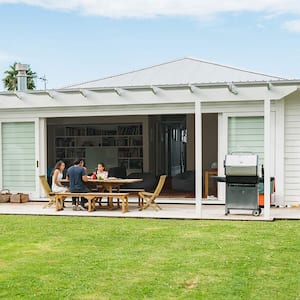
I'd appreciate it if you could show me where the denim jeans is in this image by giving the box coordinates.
[71,187,90,206]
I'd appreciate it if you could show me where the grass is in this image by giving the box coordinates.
[0,216,299,300]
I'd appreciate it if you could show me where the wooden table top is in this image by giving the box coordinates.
[60,178,142,184]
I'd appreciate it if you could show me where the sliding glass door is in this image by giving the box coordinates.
[228,116,264,169]
[1,122,36,193]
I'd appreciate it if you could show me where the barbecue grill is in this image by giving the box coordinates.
[224,153,261,216]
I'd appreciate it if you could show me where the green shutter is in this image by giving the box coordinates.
[2,122,35,191]
[228,116,264,166]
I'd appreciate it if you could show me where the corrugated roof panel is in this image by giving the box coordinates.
[66,57,286,89]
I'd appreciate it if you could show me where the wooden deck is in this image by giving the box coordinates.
[0,198,299,220]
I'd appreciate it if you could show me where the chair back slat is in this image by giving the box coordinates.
[153,175,167,196]
[39,175,52,196]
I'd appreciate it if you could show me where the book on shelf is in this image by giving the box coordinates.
[129,136,142,146]
[102,137,116,146]
[54,123,143,170]
[118,125,142,135]
[66,127,86,136]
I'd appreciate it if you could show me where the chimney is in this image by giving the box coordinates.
[15,63,29,91]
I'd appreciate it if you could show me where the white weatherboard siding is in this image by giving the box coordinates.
[2,122,36,192]
[284,94,300,204]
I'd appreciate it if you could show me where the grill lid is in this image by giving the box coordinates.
[224,154,258,176]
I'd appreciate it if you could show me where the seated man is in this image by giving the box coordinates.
[66,158,89,211]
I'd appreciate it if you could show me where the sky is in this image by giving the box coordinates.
[1,0,300,91]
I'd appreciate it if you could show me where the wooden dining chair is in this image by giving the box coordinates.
[138,175,167,211]
[39,175,56,208]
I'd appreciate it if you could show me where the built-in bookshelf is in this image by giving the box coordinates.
[54,123,143,173]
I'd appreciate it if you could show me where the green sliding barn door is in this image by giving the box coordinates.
[2,122,36,192]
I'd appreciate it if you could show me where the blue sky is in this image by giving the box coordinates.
[1,1,300,90]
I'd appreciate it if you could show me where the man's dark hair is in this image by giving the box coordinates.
[73,158,83,165]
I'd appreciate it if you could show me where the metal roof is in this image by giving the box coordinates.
[65,57,286,89]
[1,57,298,113]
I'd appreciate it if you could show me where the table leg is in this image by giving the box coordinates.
[204,171,209,198]
[87,197,92,212]
[108,186,114,209]
[117,185,120,208]
[204,170,218,198]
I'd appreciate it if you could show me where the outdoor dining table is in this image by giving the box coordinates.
[60,178,143,209]
[87,178,142,192]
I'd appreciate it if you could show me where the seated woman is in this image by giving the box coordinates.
[51,160,69,193]
[96,162,108,179]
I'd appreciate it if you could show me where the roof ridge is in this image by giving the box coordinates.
[183,56,285,80]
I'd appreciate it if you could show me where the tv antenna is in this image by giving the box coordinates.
[38,75,48,90]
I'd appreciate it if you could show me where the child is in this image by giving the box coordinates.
[96,162,108,179]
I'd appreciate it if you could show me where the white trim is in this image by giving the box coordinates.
[0,122,2,188]
[0,103,196,119]
[33,119,40,199]
[195,100,202,218]
[0,84,297,112]
[38,118,47,198]
[274,100,285,206]
[217,113,226,202]
[264,98,271,219]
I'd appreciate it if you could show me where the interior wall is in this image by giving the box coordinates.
[202,113,218,197]
[186,114,195,170]
[186,113,218,171]
[147,115,159,174]
[202,114,218,171]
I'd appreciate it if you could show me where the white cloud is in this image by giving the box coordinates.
[0,51,16,62]
[283,19,300,32]
[1,0,300,18]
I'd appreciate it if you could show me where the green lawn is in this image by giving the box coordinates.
[0,216,299,300]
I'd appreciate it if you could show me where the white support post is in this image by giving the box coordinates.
[37,118,47,199]
[264,98,271,219]
[274,100,285,207]
[195,100,202,218]
[38,118,47,176]
[0,122,2,189]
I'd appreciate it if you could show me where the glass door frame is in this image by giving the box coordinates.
[0,118,41,198]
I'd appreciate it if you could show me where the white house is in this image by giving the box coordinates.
[0,57,300,218]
